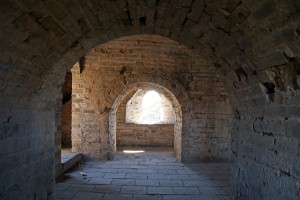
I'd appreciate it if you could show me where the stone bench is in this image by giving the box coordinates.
[61,152,82,174]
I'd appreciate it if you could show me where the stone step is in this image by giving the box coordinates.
[61,152,83,173]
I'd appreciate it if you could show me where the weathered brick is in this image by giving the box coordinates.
[70,35,232,162]
[0,1,299,200]
[284,119,300,139]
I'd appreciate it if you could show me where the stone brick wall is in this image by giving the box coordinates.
[0,102,56,200]
[71,35,232,162]
[161,94,176,123]
[125,90,143,123]
[117,124,174,147]
[231,61,300,199]
[54,99,62,178]
[61,72,72,148]
[116,90,174,147]
[61,100,72,148]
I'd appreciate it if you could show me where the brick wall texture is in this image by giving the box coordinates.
[61,100,72,148]
[71,35,233,163]
[0,0,299,199]
[61,72,72,148]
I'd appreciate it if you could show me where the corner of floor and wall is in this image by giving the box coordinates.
[0,0,299,200]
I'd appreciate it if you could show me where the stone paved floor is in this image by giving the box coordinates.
[56,147,231,200]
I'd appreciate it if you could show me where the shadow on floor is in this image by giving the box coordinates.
[56,147,231,200]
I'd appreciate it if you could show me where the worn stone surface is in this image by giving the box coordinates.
[117,124,174,147]
[0,0,299,199]
[0,104,56,200]
[56,148,231,200]
[61,100,72,148]
[61,72,72,148]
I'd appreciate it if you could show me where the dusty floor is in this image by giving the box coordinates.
[56,147,231,200]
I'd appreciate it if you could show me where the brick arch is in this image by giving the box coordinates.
[0,1,298,104]
[107,69,192,160]
[49,24,300,200]
[69,33,236,164]
[108,75,190,107]
[45,32,218,102]
[108,81,186,161]
[70,34,233,163]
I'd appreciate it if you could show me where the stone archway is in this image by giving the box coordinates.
[69,34,233,163]
[69,35,232,163]
[0,1,299,199]
[109,82,183,161]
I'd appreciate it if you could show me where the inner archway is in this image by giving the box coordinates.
[70,35,233,163]
[109,82,183,161]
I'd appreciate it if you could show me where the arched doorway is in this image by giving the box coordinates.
[109,82,183,160]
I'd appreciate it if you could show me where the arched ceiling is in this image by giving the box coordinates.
[0,0,299,108]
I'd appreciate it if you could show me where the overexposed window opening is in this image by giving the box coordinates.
[126,89,176,124]
[140,90,161,124]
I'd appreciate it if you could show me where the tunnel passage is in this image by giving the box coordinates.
[0,1,299,199]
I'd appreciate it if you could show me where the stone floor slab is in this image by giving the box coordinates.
[55,190,77,199]
[172,186,200,194]
[56,147,230,200]
[148,186,174,195]
[136,180,160,186]
[67,184,95,192]
[126,173,148,179]
[93,185,121,193]
[111,179,135,186]
[87,178,112,185]
[133,194,162,199]
[103,193,132,200]
[104,173,126,179]
[159,180,183,186]
[162,194,191,200]
[191,194,231,200]
[72,192,104,200]
[121,186,147,194]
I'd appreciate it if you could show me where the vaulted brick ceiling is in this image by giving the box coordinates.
[0,0,298,104]
[0,0,299,199]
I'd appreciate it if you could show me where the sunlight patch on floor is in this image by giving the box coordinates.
[123,149,145,153]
